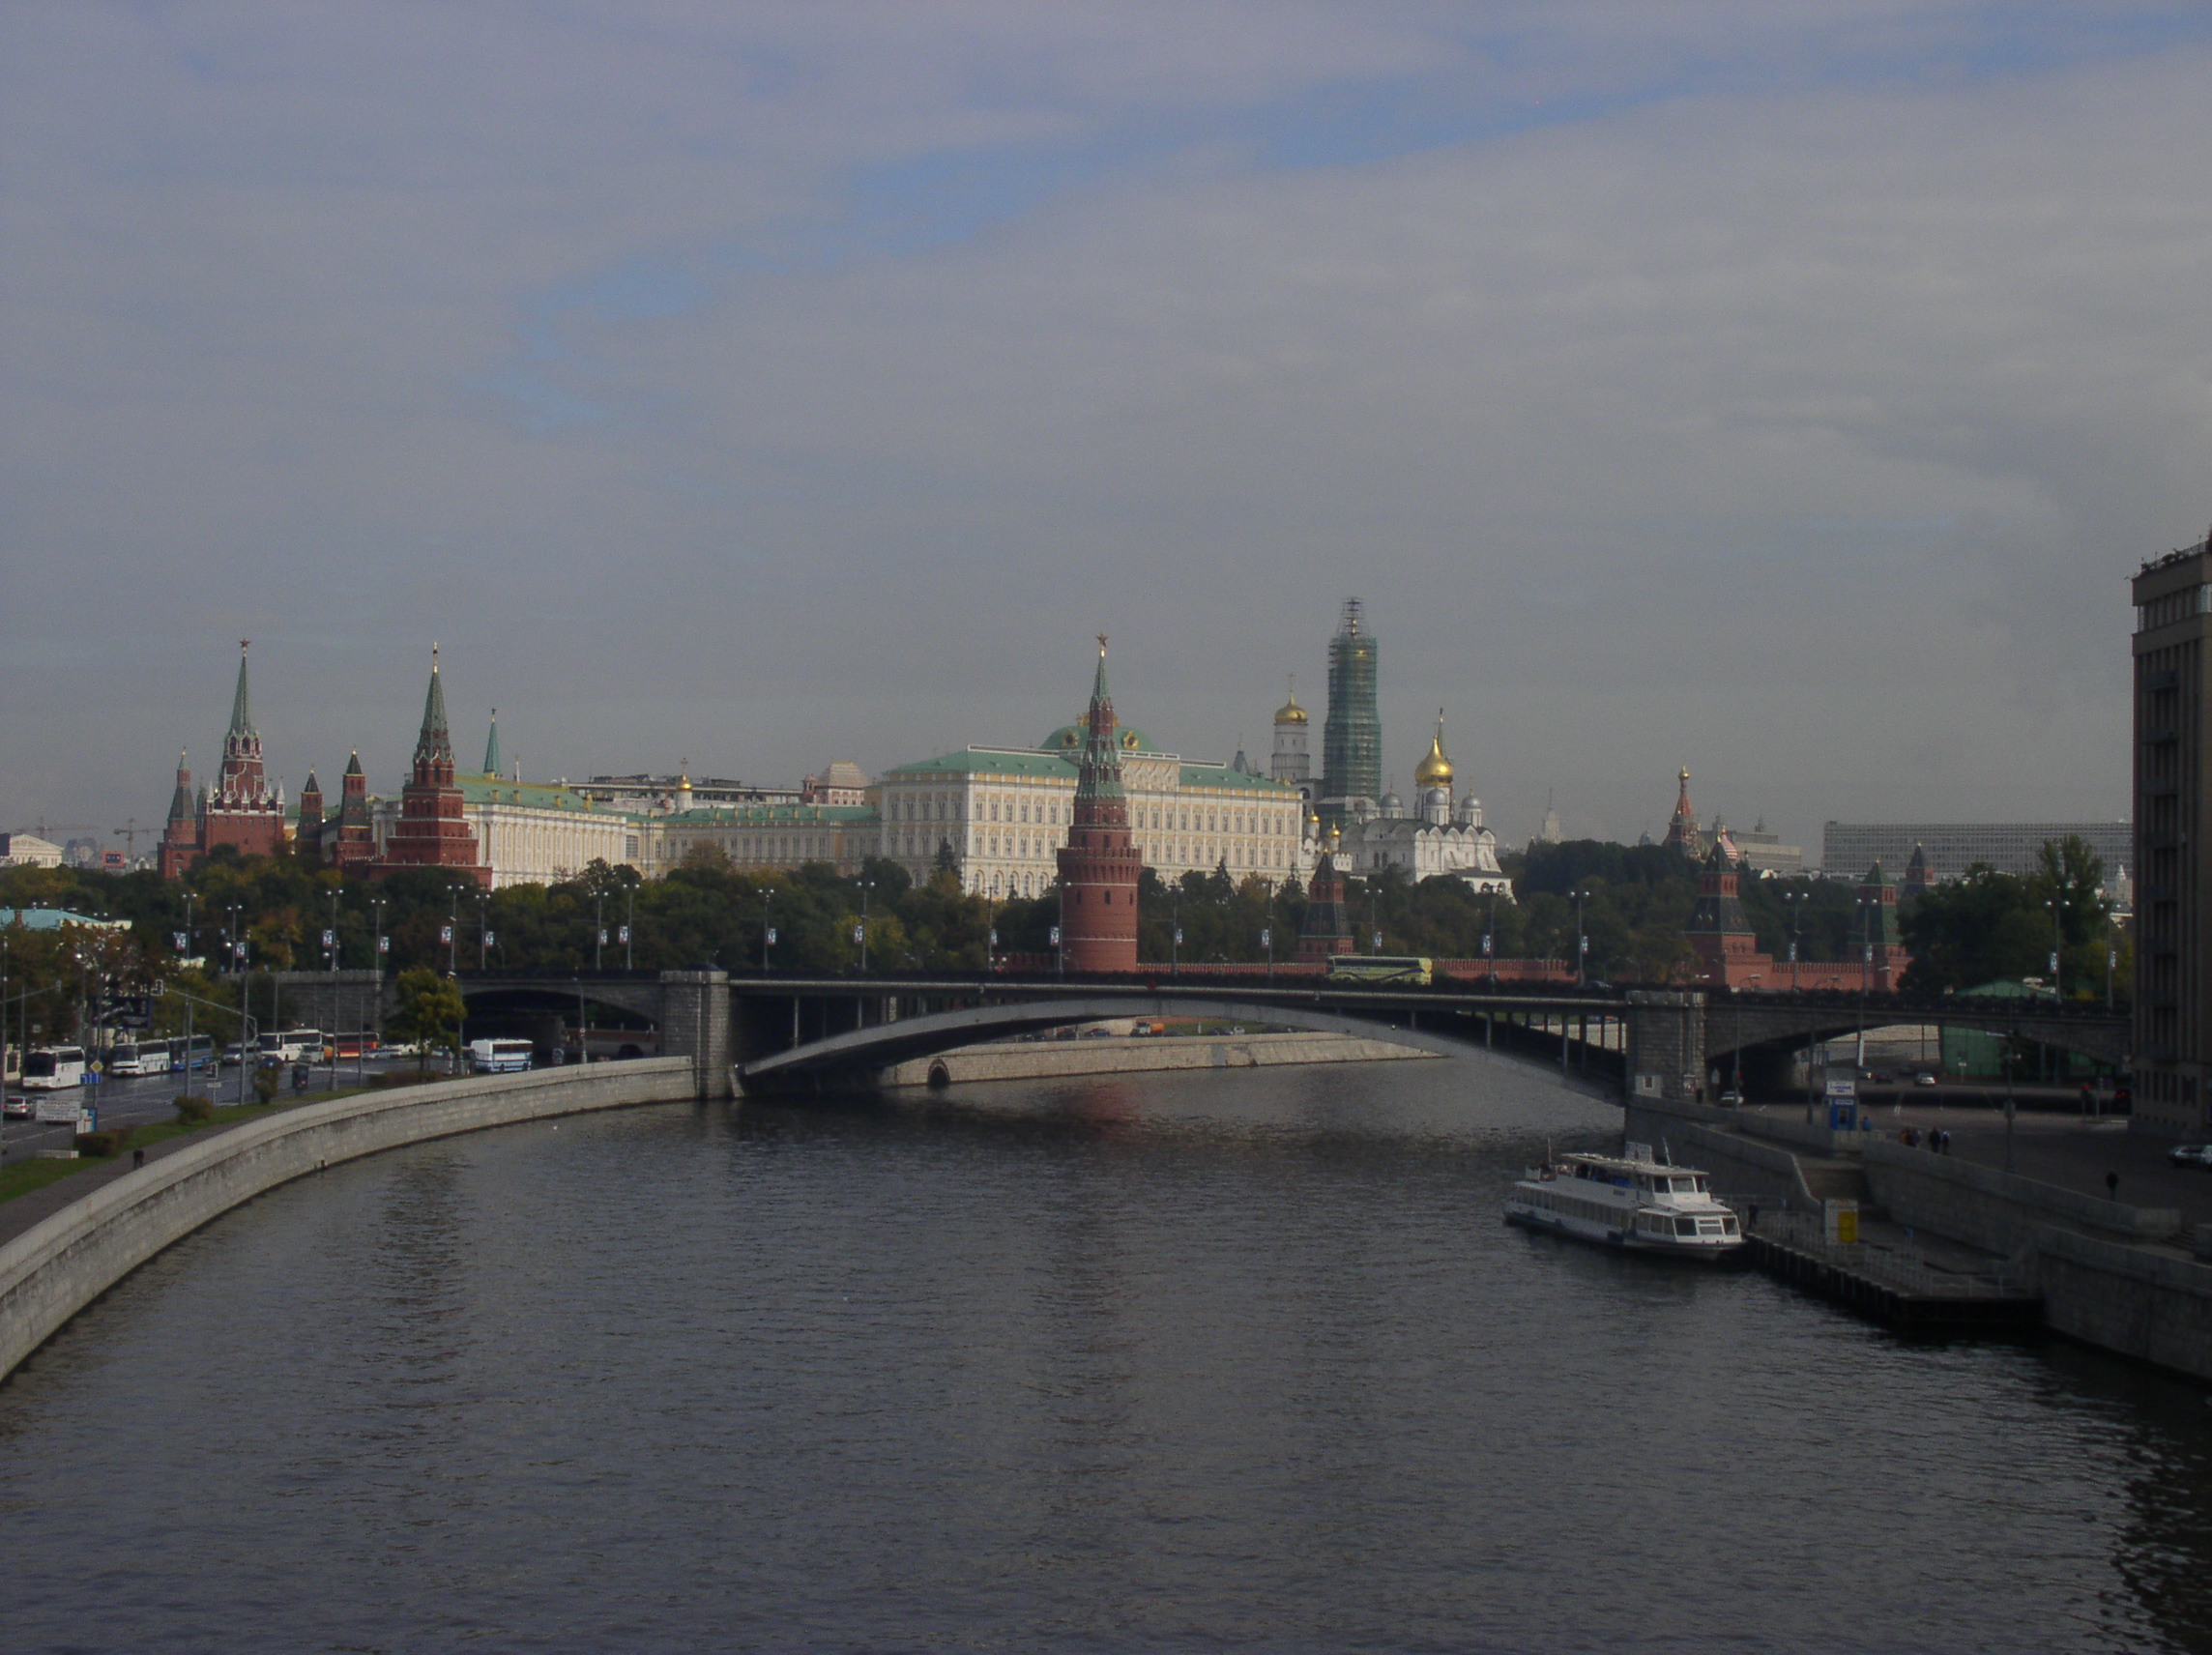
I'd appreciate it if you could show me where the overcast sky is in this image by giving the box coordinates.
[5,2,2208,858]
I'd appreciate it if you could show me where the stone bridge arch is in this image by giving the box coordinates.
[738,994,1485,1090]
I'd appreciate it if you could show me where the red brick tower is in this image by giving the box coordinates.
[1687,842,1762,984]
[1295,853,1354,960]
[1055,636,1141,973]
[202,640,286,860]
[158,750,196,879]
[332,749,376,871]
[297,769,326,861]
[371,647,490,887]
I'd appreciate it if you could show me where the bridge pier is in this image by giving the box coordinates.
[1624,990,1707,1104]
[658,971,732,1099]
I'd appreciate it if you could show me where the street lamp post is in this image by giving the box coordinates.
[761,888,775,971]
[477,892,489,972]
[858,879,873,973]
[1855,895,1874,1071]
[1171,886,1180,978]
[2046,896,2068,998]
[625,885,635,971]
[1572,888,1591,988]
[368,895,387,1070]
[328,889,341,1090]
[1784,890,1806,995]
[1485,888,1498,990]
[594,890,604,973]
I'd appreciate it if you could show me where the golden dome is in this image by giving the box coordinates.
[1413,711,1453,789]
[1273,675,1306,726]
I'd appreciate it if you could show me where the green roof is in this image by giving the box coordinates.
[883,746,1295,795]
[658,803,880,825]
[456,777,611,813]
[1179,763,1298,795]
[885,747,1080,780]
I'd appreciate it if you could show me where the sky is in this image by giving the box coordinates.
[4,1,2209,859]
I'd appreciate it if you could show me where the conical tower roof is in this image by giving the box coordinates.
[167,750,193,824]
[227,641,257,740]
[1072,634,1126,808]
[483,709,501,777]
[415,646,454,767]
[344,748,364,776]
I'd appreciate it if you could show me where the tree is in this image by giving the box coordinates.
[387,966,464,1069]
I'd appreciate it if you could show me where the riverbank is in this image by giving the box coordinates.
[1626,1090,2212,1381]
[0,1059,698,1382]
[877,1030,1438,1089]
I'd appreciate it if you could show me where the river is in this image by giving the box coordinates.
[4,1052,2210,1651]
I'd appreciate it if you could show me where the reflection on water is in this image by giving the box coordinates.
[3,1055,2210,1652]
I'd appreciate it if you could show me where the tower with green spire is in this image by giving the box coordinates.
[1055,635,1141,973]
[483,709,501,779]
[161,642,285,877]
[370,645,489,886]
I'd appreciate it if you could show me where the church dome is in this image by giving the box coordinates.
[1040,721,1156,754]
[1274,696,1306,726]
[1414,713,1453,789]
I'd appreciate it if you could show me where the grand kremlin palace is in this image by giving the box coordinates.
[650,720,1303,898]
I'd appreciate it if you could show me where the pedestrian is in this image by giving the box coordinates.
[1747,1200,1761,1233]
[2107,1171,2120,1202]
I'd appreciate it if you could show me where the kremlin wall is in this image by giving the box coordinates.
[151,606,1900,990]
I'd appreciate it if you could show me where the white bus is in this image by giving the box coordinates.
[468,1038,534,1074]
[109,1037,176,1078]
[258,1029,324,1064]
[21,1046,89,1089]
[178,1034,216,1071]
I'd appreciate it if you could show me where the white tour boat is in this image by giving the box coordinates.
[1504,1142,1746,1261]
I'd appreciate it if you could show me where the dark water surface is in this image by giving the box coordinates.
[6,1054,2212,1652]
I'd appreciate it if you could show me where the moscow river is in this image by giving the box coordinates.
[5,1051,2212,1652]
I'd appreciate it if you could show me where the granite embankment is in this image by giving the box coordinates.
[877,1031,1437,1088]
[1626,1092,2212,1379]
[0,1059,698,1381]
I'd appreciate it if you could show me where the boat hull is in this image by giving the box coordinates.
[1503,1202,1745,1263]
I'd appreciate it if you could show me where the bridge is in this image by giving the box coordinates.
[270,969,2132,1102]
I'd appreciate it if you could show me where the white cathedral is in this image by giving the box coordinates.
[1270,688,1513,899]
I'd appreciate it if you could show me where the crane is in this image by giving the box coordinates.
[114,818,149,863]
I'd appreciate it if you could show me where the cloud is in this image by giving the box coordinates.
[2,2,2207,852]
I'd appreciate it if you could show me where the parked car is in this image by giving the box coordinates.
[1913,1071,1938,1088]
[2167,1144,2212,1170]
[2,1094,29,1120]
[1717,1089,1744,1107]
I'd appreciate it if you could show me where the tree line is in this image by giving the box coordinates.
[0,829,2128,1049]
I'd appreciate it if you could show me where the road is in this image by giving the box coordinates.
[2,1057,427,1162]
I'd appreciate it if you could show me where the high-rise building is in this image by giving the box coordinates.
[1319,598,1380,829]
[1055,637,1141,973]
[2132,529,2212,1134]
[370,648,490,887]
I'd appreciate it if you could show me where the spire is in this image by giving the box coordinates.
[167,749,193,825]
[227,640,256,740]
[1072,633,1127,815]
[417,645,453,765]
[344,748,363,776]
[483,708,500,778]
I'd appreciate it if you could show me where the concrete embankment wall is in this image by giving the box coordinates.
[0,1059,699,1382]
[2032,1228,2212,1376]
[1622,1102,1819,1207]
[878,1031,1436,1089]
[1860,1141,2180,1255]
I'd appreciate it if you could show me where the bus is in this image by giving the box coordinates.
[258,1029,324,1065]
[21,1046,89,1089]
[469,1037,534,1074]
[109,1037,176,1078]
[1324,955,1434,987]
[178,1034,216,1071]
